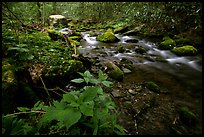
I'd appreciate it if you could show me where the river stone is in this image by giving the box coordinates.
[171,45,198,56]
[125,39,139,43]
[128,89,137,95]
[96,29,120,43]
[48,15,67,28]
[158,38,176,50]
[111,90,125,98]
[146,81,160,93]
[122,67,132,74]
[123,24,145,36]
[103,61,124,81]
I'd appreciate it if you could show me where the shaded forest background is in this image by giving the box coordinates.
[2,2,202,37]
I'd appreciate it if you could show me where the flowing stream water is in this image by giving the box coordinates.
[57,28,202,134]
[78,31,202,134]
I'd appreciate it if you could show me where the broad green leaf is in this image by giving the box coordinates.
[71,78,84,83]
[38,103,81,130]
[63,93,78,103]
[80,101,94,116]
[89,78,100,84]
[102,81,113,87]
[79,86,98,103]
[84,70,92,78]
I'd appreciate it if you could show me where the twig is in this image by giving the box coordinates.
[39,76,51,105]
[3,110,46,118]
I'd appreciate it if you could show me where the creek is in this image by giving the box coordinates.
[78,31,202,134]
[57,28,202,134]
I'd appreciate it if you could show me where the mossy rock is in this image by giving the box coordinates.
[68,37,80,46]
[68,60,83,72]
[158,38,176,50]
[146,81,160,93]
[120,58,133,71]
[106,62,124,81]
[179,106,198,126]
[48,15,68,28]
[47,29,63,41]
[114,26,129,34]
[174,38,192,46]
[116,45,125,53]
[135,46,147,54]
[96,29,120,43]
[171,45,198,56]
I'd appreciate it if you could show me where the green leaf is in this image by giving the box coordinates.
[71,78,84,83]
[89,78,100,84]
[98,70,108,81]
[102,81,113,87]
[78,86,98,103]
[84,70,92,78]
[38,101,81,130]
[63,93,78,103]
[80,101,94,116]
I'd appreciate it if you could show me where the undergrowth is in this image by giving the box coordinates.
[2,70,126,135]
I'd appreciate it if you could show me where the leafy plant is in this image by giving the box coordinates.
[7,44,34,61]
[2,70,124,135]
[71,70,113,87]
[2,115,33,135]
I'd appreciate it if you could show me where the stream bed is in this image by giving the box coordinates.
[77,31,202,135]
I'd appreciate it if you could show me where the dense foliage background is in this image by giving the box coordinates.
[2,2,202,35]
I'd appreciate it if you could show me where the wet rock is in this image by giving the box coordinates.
[123,24,145,36]
[158,37,176,50]
[114,25,129,34]
[104,61,124,81]
[171,45,198,56]
[120,58,134,71]
[146,81,160,93]
[135,46,147,54]
[96,29,120,43]
[116,45,126,53]
[125,39,139,43]
[122,67,132,74]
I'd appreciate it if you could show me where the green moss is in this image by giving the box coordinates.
[47,29,63,41]
[174,38,191,45]
[162,36,171,41]
[108,68,124,82]
[146,81,160,93]
[159,38,176,50]
[171,45,198,56]
[68,60,83,72]
[96,29,120,43]
[106,62,124,81]
[179,106,197,126]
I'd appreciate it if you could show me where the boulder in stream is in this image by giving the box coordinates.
[158,37,176,50]
[171,45,198,56]
[104,61,124,81]
[96,29,120,43]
